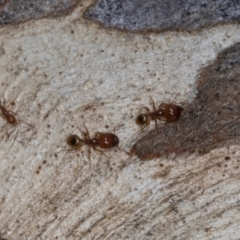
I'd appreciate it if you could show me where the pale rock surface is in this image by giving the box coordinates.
[0,0,240,239]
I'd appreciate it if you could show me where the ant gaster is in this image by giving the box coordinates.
[136,97,183,132]
[62,124,120,168]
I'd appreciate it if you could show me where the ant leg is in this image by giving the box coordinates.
[149,96,157,112]
[57,148,79,154]
[136,102,151,113]
[87,146,92,169]
[84,123,90,137]
[78,124,90,139]
[18,119,37,133]
[113,124,124,134]
[8,127,16,138]
[20,119,34,128]
[77,126,89,139]
[3,123,14,140]
[138,122,150,133]
[116,145,131,156]
[154,119,158,129]
[140,107,151,113]
[92,147,109,159]
[132,121,150,138]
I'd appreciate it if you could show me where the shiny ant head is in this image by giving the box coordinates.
[67,135,83,148]
[136,114,149,125]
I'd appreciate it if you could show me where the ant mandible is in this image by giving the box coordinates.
[0,99,35,137]
[135,97,183,132]
[62,124,120,168]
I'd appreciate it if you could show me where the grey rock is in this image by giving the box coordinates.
[0,0,78,25]
[85,0,240,32]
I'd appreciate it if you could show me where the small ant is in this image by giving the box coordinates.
[60,124,120,168]
[0,101,17,126]
[135,97,183,132]
[0,99,35,138]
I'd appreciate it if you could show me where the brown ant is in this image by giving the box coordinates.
[60,124,121,168]
[135,97,183,132]
[0,99,35,138]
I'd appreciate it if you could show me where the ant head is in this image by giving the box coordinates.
[67,135,83,148]
[136,114,149,125]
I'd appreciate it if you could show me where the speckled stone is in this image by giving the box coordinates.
[132,42,240,160]
[0,0,78,25]
[85,0,240,32]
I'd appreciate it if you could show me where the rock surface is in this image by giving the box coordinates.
[0,0,240,239]
[85,0,240,32]
[0,0,79,25]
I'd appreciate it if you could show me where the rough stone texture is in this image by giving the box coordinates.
[85,0,240,32]
[0,0,79,25]
[0,0,9,11]
[1,0,240,239]
[132,42,240,160]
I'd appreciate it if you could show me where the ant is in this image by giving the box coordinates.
[60,124,121,168]
[135,97,183,132]
[0,99,35,138]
